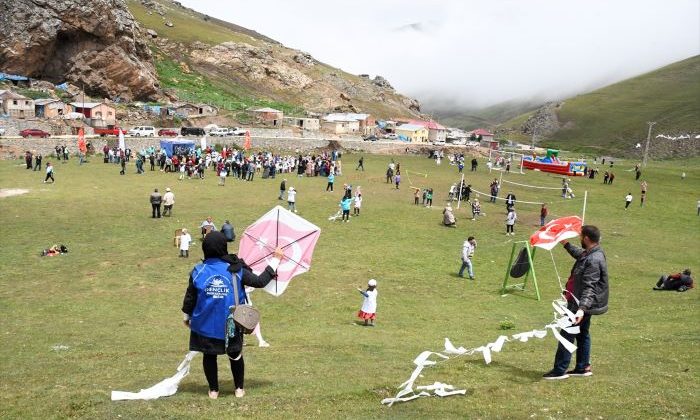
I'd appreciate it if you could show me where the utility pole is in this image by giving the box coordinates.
[642,121,656,167]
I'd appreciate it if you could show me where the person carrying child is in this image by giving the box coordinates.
[357,279,378,326]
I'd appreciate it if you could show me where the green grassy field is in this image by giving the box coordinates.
[0,152,698,419]
[500,55,700,155]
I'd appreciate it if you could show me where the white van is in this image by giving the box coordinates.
[128,126,156,137]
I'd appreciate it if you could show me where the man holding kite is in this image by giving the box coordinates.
[542,224,609,380]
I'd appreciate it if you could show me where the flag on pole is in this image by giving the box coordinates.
[118,129,125,151]
[77,127,87,153]
[244,130,252,151]
[529,216,582,250]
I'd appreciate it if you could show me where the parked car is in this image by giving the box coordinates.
[0,127,5,136]
[94,126,127,137]
[383,133,398,140]
[231,127,247,136]
[432,140,446,146]
[20,128,50,138]
[128,126,156,137]
[363,135,378,142]
[180,127,205,136]
[158,128,178,137]
[209,127,232,137]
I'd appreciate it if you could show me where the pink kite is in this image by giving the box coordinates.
[238,206,321,296]
[530,216,582,251]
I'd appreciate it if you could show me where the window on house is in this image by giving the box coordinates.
[12,100,17,105]
[108,111,113,116]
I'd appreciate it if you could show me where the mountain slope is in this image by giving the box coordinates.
[429,100,543,131]
[499,55,700,155]
[127,0,421,118]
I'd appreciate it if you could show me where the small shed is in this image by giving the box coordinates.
[0,90,35,118]
[284,116,320,131]
[35,98,69,118]
[249,107,284,126]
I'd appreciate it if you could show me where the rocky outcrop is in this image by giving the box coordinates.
[0,0,160,101]
[521,102,563,137]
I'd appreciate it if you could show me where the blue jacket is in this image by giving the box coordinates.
[189,259,246,340]
[341,197,352,211]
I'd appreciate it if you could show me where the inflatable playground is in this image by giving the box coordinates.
[522,149,586,176]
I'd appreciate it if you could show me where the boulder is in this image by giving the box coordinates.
[0,0,160,101]
[146,29,158,38]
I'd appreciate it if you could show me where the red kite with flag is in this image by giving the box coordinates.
[243,130,252,151]
[530,216,582,250]
[238,206,321,296]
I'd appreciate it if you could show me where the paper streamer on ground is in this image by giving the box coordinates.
[381,300,578,406]
[111,351,198,401]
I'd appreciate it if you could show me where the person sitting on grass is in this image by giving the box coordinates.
[357,279,378,326]
[443,204,456,227]
[653,269,694,292]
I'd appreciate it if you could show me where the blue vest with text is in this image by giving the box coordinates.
[190,259,246,340]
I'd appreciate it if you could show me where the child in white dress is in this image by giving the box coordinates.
[357,279,378,326]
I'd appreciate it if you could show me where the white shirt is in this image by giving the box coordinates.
[354,194,362,208]
[506,211,517,225]
[163,192,175,206]
[462,240,475,261]
[287,189,296,203]
[361,289,378,314]
[625,194,633,202]
[179,233,192,251]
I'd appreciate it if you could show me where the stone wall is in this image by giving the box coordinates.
[0,135,482,159]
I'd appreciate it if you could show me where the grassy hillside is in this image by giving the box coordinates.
[501,55,700,154]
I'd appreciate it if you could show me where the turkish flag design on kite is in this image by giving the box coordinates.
[238,206,321,296]
[529,216,582,250]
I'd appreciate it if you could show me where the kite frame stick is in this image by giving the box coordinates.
[582,190,588,224]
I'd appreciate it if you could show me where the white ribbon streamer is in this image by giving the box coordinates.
[383,300,579,406]
[111,351,198,401]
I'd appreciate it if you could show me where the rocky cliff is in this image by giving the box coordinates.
[0,0,160,101]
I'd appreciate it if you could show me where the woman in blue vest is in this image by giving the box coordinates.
[182,231,282,399]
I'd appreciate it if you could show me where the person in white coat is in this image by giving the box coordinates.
[506,209,517,235]
[179,228,192,257]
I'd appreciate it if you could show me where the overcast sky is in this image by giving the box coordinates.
[178,0,700,109]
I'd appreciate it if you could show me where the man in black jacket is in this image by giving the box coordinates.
[150,188,162,218]
[544,225,608,380]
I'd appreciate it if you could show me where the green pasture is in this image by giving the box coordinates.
[0,152,698,419]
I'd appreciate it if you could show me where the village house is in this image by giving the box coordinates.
[283,116,320,131]
[168,103,199,117]
[410,120,447,142]
[0,90,35,118]
[472,128,495,143]
[322,113,374,135]
[70,102,116,127]
[249,107,284,126]
[394,123,430,143]
[34,98,70,118]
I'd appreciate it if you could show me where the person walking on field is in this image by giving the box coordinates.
[505,209,517,235]
[179,228,192,258]
[326,173,335,192]
[287,187,297,213]
[624,192,633,210]
[394,171,401,189]
[279,179,286,200]
[356,156,364,171]
[458,236,477,280]
[540,203,549,227]
[543,225,608,380]
[640,181,647,207]
[163,188,175,216]
[43,162,55,183]
[150,188,162,218]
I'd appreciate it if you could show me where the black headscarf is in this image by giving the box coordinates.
[202,231,228,259]
[202,231,252,273]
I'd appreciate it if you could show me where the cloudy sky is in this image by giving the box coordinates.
[178,0,700,109]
